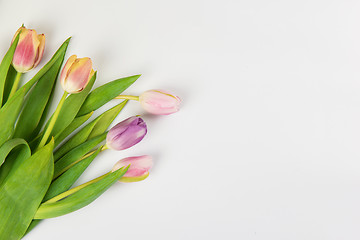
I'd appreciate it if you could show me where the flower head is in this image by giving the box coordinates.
[12,26,45,73]
[106,116,147,150]
[139,89,181,115]
[112,155,153,182]
[60,55,94,94]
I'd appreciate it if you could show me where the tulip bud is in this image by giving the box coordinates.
[11,26,45,73]
[139,89,181,115]
[106,116,147,150]
[112,155,153,182]
[60,55,94,94]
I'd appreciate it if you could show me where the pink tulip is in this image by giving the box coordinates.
[112,155,153,182]
[139,89,181,115]
[12,26,45,73]
[60,55,94,94]
[106,116,147,151]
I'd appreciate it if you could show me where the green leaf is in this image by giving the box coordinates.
[45,148,102,202]
[54,117,101,162]
[77,74,140,116]
[0,140,54,239]
[0,138,29,167]
[0,33,19,106]
[48,72,96,138]
[53,133,106,179]
[0,88,26,147]
[13,39,69,141]
[34,166,128,219]
[2,65,17,105]
[0,139,31,187]
[88,100,128,139]
[0,38,71,147]
[53,111,93,147]
[26,147,102,235]
[54,100,127,161]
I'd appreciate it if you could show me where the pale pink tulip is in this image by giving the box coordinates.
[60,55,94,94]
[139,89,181,115]
[112,155,153,182]
[12,26,45,73]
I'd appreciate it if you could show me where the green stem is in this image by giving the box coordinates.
[45,172,111,204]
[8,71,22,99]
[115,95,139,101]
[81,144,108,160]
[37,91,68,150]
[53,145,108,180]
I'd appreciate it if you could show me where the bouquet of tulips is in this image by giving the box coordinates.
[0,26,181,240]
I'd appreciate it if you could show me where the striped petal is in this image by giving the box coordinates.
[33,34,45,68]
[61,57,93,93]
[139,89,181,115]
[60,55,77,90]
[112,155,153,182]
[12,29,40,73]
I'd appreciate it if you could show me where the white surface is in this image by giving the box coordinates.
[1,0,360,239]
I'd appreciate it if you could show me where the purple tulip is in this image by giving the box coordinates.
[106,116,147,150]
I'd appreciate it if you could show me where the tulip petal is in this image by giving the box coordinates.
[112,155,153,182]
[60,55,77,90]
[12,29,40,73]
[106,117,147,150]
[63,57,92,93]
[139,89,181,115]
[33,34,45,68]
[11,26,24,44]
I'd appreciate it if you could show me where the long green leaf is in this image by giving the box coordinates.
[54,117,101,161]
[48,72,96,138]
[26,147,102,235]
[34,166,128,219]
[54,100,127,161]
[14,39,69,141]
[77,74,140,116]
[0,138,29,167]
[0,38,71,147]
[46,148,102,202]
[0,139,31,187]
[0,140,54,239]
[0,88,26,146]
[0,33,19,106]
[2,65,17,105]
[88,100,128,139]
[54,133,106,178]
[53,111,93,147]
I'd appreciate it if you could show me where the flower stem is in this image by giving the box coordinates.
[45,172,111,204]
[8,71,22,99]
[81,144,108,160]
[114,95,139,101]
[53,145,108,180]
[37,91,68,150]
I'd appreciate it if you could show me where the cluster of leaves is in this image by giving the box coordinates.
[0,37,140,239]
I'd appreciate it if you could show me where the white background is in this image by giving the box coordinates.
[1,0,360,239]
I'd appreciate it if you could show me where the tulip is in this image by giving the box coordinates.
[37,55,94,149]
[12,26,45,73]
[139,90,181,115]
[106,116,147,151]
[60,55,94,94]
[112,155,153,182]
[115,89,181,115]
